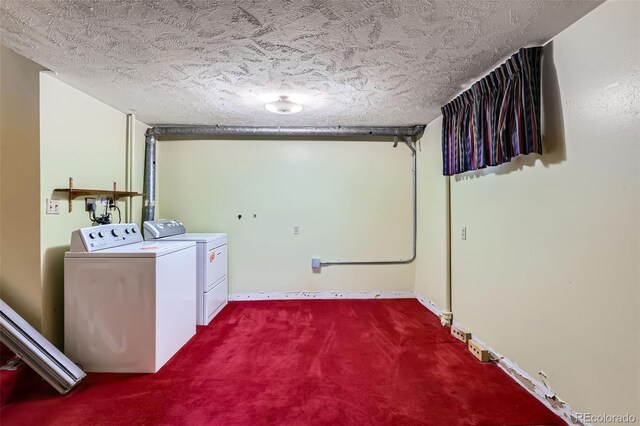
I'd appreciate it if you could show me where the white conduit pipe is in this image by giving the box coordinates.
[319,136,417,267]
[125,114,134,222]
[441,176,453,327]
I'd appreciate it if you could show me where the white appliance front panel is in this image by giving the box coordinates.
[154,245,197,368]
[64,257,157,372]
[64,245,197,373]
[142,230,228,326]
[204,278,228,324]
[206,243,227,290]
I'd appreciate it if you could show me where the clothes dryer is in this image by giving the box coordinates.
[144,220,228,325]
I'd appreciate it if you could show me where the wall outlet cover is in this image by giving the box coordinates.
[46,198,60,215]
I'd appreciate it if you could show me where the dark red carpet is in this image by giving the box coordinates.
[1,299,561,425]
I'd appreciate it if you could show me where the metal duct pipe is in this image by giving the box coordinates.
[142,130,156,221]
[319,136,417,266]
[149,125,425,138]
[142,125,425,222]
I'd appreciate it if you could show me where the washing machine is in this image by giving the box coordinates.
[143,219,228,326]
[64,223,197,373]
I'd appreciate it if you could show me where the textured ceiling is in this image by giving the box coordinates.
[0,0,601,126]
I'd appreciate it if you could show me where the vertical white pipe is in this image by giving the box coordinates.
[125,114,134,222]
[441,175,453,326]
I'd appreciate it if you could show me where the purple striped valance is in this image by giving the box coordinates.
[441,47,543,176]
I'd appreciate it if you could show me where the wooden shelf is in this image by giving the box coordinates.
[54,177,144,212]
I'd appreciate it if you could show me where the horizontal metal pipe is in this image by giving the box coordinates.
[142,125,425,231]
[150,125,425,138]
[320,138,417,267]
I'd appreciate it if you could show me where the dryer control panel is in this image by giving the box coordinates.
[70,223,143,252]
[143,219,186,239]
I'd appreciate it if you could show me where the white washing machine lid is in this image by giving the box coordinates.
[158,233,227,244]
[65,240,196,258]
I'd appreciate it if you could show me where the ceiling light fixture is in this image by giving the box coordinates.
[265,96,303,114]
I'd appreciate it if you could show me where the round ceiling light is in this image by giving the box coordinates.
[264,96,303,114]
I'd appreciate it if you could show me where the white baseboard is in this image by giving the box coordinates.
[415,293,443,317]
[229,291,415,301]
[470,332,582,426]
[416,293,582,426]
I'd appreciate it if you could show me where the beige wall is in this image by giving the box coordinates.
[39,73,130,345]
[157,139,415,295]
[419,0,639,419]
[0,46,45,329]
[414,118,449,310]
[1,50,146,345]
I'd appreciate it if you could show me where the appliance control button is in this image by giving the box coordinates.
[89,232,96,239]
[125,228,130,234]
[98,232,104,238]
[131,228,137,233]
[111,229,119,237]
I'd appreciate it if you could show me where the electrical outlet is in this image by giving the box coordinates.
[451,326,472,343]
[46,199,60,215]
[461,226,467,240]
[293,225,300,235]
[468,340,490,362]
[85,197,96,212]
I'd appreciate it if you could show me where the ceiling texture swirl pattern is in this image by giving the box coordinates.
[0,0,601,126]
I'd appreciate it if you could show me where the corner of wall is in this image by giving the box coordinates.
[0,46,45,331]
[413,116,449,310]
